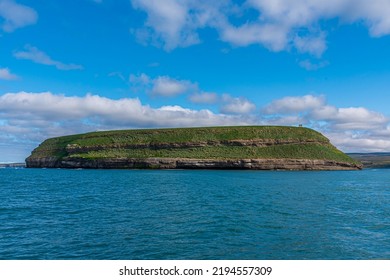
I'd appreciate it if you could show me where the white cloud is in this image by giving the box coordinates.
[129,73,256,115]
[263,94,389,130]
[131,0,390,56]
[309,105,338,119]
[239,0,390,54]
[0,67,18,80]
[13,45,83,70]
[263,95,326,114]
[263,115,305,126]
[351,0,390,37]
[152,76,196,97]
[294,33,327,57]
[0,0,37,32]
[298,59,329,71]
[131,0,201,50]
[219,23,290,52]
[130,73,197,97]
[220,94,256,114]
[129,73,151,85]
[261,94,390,152]
[326,131,390,153]
[189,92,219,104]
[312,106,388,130]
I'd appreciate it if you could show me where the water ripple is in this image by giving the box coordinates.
[1,168,389,259]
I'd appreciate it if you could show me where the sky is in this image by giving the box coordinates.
[1,0,390,162]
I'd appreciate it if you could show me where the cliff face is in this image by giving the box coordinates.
[26,157,361,170]
[25,126,362,170]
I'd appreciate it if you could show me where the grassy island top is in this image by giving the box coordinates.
[41,126,329,146]
[27,126,359,165]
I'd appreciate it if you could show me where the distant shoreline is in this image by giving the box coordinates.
[0,163,26,168]
[347,153,390,169]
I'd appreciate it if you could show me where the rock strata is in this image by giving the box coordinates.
[64,139,326,153]
[26,157,362,170]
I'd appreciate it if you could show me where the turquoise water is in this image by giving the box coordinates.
[0,168,389,259]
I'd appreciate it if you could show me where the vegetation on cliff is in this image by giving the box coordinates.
[26,126,360,169]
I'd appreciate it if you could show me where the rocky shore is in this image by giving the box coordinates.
[26,157,361,170]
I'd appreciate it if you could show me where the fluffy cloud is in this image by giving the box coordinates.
[189,92,219,104]
[129,74,256,114]
[355,0,390,36]
[220,94,256,114]
[129,73,256,115]
[298,59,329,71]
[129,73,150,85]
[312,106,388,130]
[220,22,291,52]
[326,131,390,153]
[0,67,18,80]
[263,95,326,114]
[131,0,198,50]
[130,0,227,50]
[0,92,219,125]
[130,73,197,97]
[263,94,389,130]
[152,76,196,97]
[131,0,390,55]
[293,33,327,58]
[13,45,83,70]
[261,94,390,152]
[0,0,37,32]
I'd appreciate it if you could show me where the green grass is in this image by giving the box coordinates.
[27,126,358,164]
[68,126,328,146]
[68,143,356,164]
[27,134,82,159]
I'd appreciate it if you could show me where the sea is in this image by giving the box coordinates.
[0,168,389,260]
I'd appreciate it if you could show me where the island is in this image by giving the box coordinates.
[25,126,362,170]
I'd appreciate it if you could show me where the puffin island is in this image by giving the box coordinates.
[25,126,362,170]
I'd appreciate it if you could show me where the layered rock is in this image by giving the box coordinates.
[64,138,325,153]
[26,157,361,170]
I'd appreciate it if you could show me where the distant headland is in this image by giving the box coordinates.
[0,163,26,168]
[25,126,362,170]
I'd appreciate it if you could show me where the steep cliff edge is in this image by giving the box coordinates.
[25,126,362,170]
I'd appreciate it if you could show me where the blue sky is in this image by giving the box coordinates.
[1,0,390,162]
